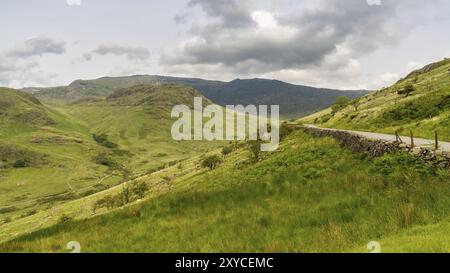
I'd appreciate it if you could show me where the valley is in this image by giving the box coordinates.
[0,59,449,253]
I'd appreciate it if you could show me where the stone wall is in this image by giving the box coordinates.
[302,126,450,169]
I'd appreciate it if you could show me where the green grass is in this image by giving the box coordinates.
[1,131,448,253]
[0,84,223,223]
[300,58,450,141]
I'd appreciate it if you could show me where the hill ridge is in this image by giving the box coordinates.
[20,75,369,118]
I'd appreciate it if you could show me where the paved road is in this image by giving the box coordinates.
[304,125,450,152]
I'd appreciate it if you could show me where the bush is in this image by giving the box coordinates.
[58,214,72,224]
[13,159,28,168]
[93,153,120,169]
[121,185,131,205]
[397,84,415,97]
[93,133,118,149]
[21,210,37,218]
[222,146,233,156]
[320,114,333,123]
[92,182,150,212]
[201,155,223,170]
[131,181,149,199]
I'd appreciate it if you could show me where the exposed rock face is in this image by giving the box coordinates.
[302,126,450,169]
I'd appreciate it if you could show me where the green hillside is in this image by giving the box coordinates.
[0,87,54,127]
[0,85,221,225]
[300,58,450,140]
[1,60,449,253]
[1,129,448,252]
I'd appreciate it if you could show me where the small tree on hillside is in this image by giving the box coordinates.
[351,98,361,111]
[398,83,415,97]
[331,96,350,114]
[336,96,350,106]
[131,181,149,199]
[201,155,222,170]
[121,185,130,205]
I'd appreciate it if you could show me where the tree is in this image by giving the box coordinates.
[131,181,149,199]
[201,155,222,170]
[121,185,130,205]
[351,98,361,111]
[336,96,350,107]
[331,96,350,114]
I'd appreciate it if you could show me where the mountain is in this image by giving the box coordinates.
[23,75,369,119]
[200,78,368,118]
[300,58,450,141]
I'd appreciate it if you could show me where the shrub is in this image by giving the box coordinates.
[437,95,450,109]
[121,185,131,205]
[104,195,115,210]
[201,155,223,170]
[93,153,120,169]
[397,83,415,97]
[21,210,37,218]
[58,214,72,224]
[131,181,149,199]
[222,146,233,156]
[13,159,28,168]
[93,133,118,149]
[320,114,333,123]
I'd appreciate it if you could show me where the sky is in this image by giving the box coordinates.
[0,0,449,90]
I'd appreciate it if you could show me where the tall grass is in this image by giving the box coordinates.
[1,132,449,253]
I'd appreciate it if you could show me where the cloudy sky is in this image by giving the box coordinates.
[1,0,449,90]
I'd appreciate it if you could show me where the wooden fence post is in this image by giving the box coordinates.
[435,131,439,150]
[410,130,414,148]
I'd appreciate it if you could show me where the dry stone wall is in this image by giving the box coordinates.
[302,126,450,169]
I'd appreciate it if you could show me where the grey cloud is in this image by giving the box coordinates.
[7,37,66,58]
[83,53,92,61]
[188,0,253,28]
[93,44,150,61]
[162,0,421,74]
[0,55,47,87]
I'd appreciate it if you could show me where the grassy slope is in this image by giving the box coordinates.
[0,87,119,222]
[300,58,450,141]
[1,130,448,253]
[0,85,222,224]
